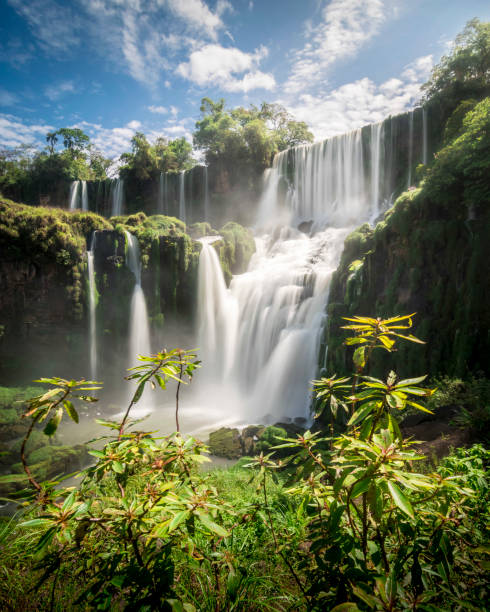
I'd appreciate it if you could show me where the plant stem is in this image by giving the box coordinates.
[21,415,42,491]
[175,355,183,433]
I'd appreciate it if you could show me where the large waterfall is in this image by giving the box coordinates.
[196,119,400,424]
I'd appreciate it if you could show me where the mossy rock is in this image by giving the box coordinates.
[0,444,88,496]
[208,427,242,459]
[188,222,216,239]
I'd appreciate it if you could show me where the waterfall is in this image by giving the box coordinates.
[204,167,210,223]
[370,122,384,222]
[124,230,153,411]
[69,181,80,210]
[81,181,88,211]
[158,172,165,215]
[422,107,428,165]
[407,111,414,188]
[87,232,97,380]
[111,179,124,217]
[197,237,239,381]
[196,122,396,424]
[179,171,186,223]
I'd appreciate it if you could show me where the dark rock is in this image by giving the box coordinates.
[298,220,314,234]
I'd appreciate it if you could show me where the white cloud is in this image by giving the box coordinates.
[0,113,53,147]
[170,106,179,117]
[283,55,434,141]
[148,105,168,114]
[177,44,275,92]
[0,89,19,106]
[165,0,226,41]
[44,80,76,101]
[285,0,391,93]
[7,0,81,53]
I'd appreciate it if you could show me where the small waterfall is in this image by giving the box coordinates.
[407,111,414,188]
[69,181,80,210]
[124,230,153,411]
[179,171,186,223]
[81,181,88,211]
[158,172,165,214]
[87,232,97,380]
[197,237,239,381]
[204,167,210,223]
[111,179,124,217]
[422,107,428,165]
[370,121,384,221]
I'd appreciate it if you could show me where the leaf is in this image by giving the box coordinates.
[396,375,428,387]
[198,513,229,537]
[131,381,146,405]
[348,402,376,427]
[331,604,361,612]
[111,462,125,474]
[168,510,190,533]
[62,490,76,512]
[43,406,63,436]
[353,346,366,369]
[386,480,414,518]
[64,400,79,423]
[351,478,371,499]
[393,333,425,344]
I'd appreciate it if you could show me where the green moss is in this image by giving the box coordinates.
[0,198,111,316]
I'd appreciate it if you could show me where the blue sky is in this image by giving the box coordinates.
[1,0,489,158]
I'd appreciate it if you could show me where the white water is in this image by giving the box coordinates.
[179,171,186,223]
[407,112,414,188]
[81,181,88,211]
[196,121,394,424]
[125,231,154,413]
[111,179,124,217]
[69,181,80,210]
[158,172,166,215]
[87,232,97,380]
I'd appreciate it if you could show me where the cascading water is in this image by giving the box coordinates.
[111,179,124,217]
[158,172,165,215]
[196,120,395,424]
[179,171,186,223]
[69,181,80,210]
[407,111,414,187]
[81,181,88,211]
[124,230,153,412]
[87,232,97,380]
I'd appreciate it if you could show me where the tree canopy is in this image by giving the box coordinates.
[422,19,490,107]
[193,98,314,171]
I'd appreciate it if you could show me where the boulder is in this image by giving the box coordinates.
[208,427,242,459]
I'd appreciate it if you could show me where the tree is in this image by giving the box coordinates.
[422,19,490,106]
[54,128,90,155]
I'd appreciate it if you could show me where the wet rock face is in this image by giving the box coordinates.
[297,220,314,234]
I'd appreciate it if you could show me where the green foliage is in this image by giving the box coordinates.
[0,324,488,610]
[194,97,313,172]
[422,19,490,107]
[266,315,488,610]
[119,132,195,187]
[255,426,287,453]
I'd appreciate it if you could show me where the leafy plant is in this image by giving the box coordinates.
[262,315,487,610]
